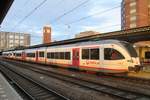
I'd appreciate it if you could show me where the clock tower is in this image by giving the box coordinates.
[43,25,51,44]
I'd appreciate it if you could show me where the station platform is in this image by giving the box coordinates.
[143,64,150,72]
[0,72,23,100]
[128,64,150,79]
[128,71,150,80]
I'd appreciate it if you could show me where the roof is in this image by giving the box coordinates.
[27,26,150,48]
[2,26,150,52]
[0,0,14,24]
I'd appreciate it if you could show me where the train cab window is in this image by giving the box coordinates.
[104,48,125,60]
[65,52,70,60]
[90,49,99,60]
[39,51,44,57]
[27,53,35,57]
[82,49,89,59]
[145,52,150,59]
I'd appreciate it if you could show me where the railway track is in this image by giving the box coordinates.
[4,58,150,92]
[1,59,150,100]
[0,64,69,100]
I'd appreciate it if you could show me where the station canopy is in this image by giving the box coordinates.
[0,0,14,24]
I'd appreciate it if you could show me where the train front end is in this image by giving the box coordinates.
[121,42,143,72]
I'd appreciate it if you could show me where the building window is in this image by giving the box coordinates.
[9,35,14,39]
[130,23,136,28]
[130,2,136,7]
[130,16,136,21]
[130,9,136,14]
[9,44,13,47]
[20,40,24,44]
[15,35,19,39]
[104,48,125,60]
[15,40,19,43]
[9,40,14,44]
[20,36,24,39]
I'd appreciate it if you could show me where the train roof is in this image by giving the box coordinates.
[3,39,128,52]
[45,39,125,49]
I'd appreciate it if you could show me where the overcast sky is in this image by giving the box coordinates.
[1,0,122,45]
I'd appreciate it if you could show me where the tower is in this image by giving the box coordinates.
[43,25,51,44]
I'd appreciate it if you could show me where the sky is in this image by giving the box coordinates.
[1,0,122,45]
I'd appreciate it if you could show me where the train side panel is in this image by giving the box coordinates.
[25,49,37,62]
[37,47,46,63]
[46,47,72,68]
[79,45,101,71]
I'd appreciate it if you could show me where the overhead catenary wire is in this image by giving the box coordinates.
[64,0,143,26]
[65,5,121,26]
[50,0,90,23]
[12,0,48,30]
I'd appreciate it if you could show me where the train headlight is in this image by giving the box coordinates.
[127,59,133,63]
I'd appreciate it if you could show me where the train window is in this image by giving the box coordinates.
[27,53,35,57]
[65,52,70,60]
[51,52,54,59]
[121,42,138,57]
[47,52,51,58]
[90,49,99,60]
[60,52,65,59]
[145,52,150,59]
[82,49,89,59]
[39,51,44,57]
[55,52,59,59]
[16,53,21,57]
[104,48,125,60]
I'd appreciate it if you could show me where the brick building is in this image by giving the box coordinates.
[121,0,150,64]
[43,25,51,44]
[0,32,30,50]
[121,0,150,30]
[75,31,100,38]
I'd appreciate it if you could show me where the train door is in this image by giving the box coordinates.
[72,48,80,68]
[36,50,38,62]
[22,51,25,60]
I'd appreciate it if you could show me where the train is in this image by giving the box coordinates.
[2,39,142,73]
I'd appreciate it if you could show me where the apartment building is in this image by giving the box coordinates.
[121,0,150,30]
[0,32,30,50]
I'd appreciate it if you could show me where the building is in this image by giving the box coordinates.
[0,32,30,50]
[121,0,150,30]
[75,31,100,38]
[134,41,150,63]
[121,0,150,64]
[43,25,51,44]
